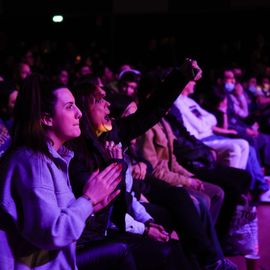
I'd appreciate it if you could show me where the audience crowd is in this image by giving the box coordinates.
[0,36,270,270]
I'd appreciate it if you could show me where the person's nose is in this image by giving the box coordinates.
[106,100,111,108]
[75,105,82,119]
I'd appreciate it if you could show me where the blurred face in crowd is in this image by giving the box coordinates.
[232,68,243,80]
[19,63,32,80]
[8,90,19,114]
[223,70,236,92]
[120,81,138,97]
[223,70,236,84]
[102,67,115,83]
[58,70,69,86]
[80,65,92,77]
[261,77,270,91]
[23,50,34,66]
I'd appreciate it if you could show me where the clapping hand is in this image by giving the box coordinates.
[83,163,122,213]
[105,141,123,159]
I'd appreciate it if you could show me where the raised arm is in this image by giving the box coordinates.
[116,59,202,146]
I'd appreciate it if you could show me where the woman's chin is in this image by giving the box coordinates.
[103,122,112,132]
[97,121,112,134]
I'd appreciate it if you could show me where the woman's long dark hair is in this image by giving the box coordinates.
[72,75,110,169]
[11,74,59,158]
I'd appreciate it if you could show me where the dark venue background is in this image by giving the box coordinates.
[1,0,270,73]
[1,2,270,269]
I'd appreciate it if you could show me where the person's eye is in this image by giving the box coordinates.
[95,98,103,104]
[66,104,74,110]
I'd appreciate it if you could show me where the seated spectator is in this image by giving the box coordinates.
[165,105,251,241]
[12,62,32,90]
[136,114,224,225]
[174,80,249,169]
[221,70,270,176]
[243,74,270,133]
[0,74,137,270]
[174,79,269,195]
[69,64,201,270]
[109,92,231,269]
[208,89,270,200]
[111,69,141,100]
[52,67,70,87]
[69,62,237,269]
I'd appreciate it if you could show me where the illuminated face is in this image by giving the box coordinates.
[80,66,92,76]
[45,88,82,149]
[121,82,138,97]
[87,87,112,136]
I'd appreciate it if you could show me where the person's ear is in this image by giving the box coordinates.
[41,112,53,127]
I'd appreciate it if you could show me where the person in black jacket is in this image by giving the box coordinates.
[69,60,237,270]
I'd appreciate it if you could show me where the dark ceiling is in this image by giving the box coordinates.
[1,0,270,17]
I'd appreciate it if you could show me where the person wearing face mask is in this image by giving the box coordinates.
[207,87,270,201]
[174,79,249,170]
[222,70,270,178]
[243,75,270,135]
[245,77,259,111]
[223,70,249,119]
[224,82,235,93]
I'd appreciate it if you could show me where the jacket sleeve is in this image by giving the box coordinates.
[171,153,192,177]
[230,94,249,118]
[125,214,146,235]
[125,192,153,235]
[124,161,153,223]
[137,128,191,187]
[116,66,194,146]
[130,193,152,223]
[1,156,93,250]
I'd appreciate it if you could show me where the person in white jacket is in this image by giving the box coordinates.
[174,80,249,170]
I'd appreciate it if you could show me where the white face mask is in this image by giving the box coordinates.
[225,82,235,92]
[248,86,257,94]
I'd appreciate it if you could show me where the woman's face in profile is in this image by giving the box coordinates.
[43,88,82,148]
[87,82,112,135]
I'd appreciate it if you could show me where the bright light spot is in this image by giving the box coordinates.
[52,15,63,23]
[75,55,81,63]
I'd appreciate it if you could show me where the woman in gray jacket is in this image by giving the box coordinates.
[0,74,136,270]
